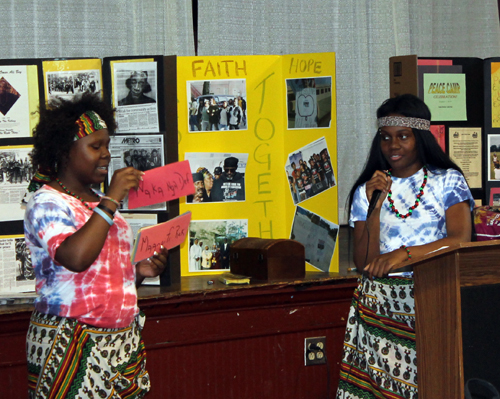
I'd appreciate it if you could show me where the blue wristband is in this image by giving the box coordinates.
[94,206,114,226]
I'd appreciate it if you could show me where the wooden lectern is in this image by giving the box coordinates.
[406,240,500,398]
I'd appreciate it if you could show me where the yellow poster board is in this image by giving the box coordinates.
[492,62,500,128]
[177,53,338,275]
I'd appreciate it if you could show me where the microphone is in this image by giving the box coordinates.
[367,189,382,219]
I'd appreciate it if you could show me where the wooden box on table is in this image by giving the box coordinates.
[230,237,305,280]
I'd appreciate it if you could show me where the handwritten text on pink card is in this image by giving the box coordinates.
[128,160,195,209]
[133,212,191,263]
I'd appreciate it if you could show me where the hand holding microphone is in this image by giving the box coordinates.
[366,171,391,219]
[367,189,382,218]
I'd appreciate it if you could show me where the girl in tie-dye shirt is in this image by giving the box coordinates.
[337,94,473,399]
[24,93,167,399]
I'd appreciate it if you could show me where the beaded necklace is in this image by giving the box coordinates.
[385,166,428,219]
[56,178,99,211]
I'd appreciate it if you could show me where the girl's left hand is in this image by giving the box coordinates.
[363,248,408,279]
[136,246,168,279]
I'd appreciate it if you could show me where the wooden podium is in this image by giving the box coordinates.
[407,240,500,398]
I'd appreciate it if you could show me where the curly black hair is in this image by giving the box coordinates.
[31,93,116,179]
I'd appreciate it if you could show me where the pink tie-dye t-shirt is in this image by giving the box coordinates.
[24,185,138,328]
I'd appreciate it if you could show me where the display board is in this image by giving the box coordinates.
[177,53,339,276]
[0,53,338,293]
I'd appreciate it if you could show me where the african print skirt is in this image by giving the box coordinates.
[336,276,417,399]
[27,310,150,399]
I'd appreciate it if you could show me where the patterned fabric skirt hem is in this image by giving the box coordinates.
[27,310,150,399]
[336,276,418,399]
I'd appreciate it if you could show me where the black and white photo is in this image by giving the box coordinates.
[113,61,159,133]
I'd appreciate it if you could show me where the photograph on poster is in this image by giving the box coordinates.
[488,134,500,181]
[0,77,20,116]
[109,135,165,211]
[188,219,248,273]
[0,146,34,221]
[185,152,248,203]
[286,137,335,205]
[15,238,34,282]
[109,135,164,173]
[286,76,332,129]
[113,61,159,133]
[290,206,338,272]
[0,65,33,138]
[187,79,247,132]
[117,140,163,173]
[46,69,100,101]
[117,71,156,106]
[0,235,35,293]
[122,213,161,285]
[489,187,500,206]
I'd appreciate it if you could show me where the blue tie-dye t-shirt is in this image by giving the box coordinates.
[350,166,474,254]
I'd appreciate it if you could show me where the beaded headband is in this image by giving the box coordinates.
[74,110,107,141]
[378,116,430,131]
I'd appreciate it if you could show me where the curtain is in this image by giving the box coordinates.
[197,0,500,223]
[0,0,195,59]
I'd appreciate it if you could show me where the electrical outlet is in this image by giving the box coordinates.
[304,336,326,365]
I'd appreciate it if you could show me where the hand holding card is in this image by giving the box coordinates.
[128,160,195,209]
[131,211,191,263]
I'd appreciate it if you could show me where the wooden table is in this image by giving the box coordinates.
[0,271,358,399]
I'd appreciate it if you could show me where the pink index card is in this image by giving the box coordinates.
[132,211,191,263]
[128,160,195,209]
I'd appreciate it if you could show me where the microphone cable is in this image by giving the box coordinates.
[342,220,372,399]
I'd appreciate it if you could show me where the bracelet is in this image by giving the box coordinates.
[400,245,412,260]
[94,206,114,226]
[97,203,115,217]
[101,196,120,207]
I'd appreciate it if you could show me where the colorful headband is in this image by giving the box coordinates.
[197,167,212,178]
[378,116,430,131]
[25,169,51,195]
[25,111,107,197]
[74,110,107,141]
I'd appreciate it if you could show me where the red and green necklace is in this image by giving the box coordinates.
[385,166,428,219]
[56,178,99,211]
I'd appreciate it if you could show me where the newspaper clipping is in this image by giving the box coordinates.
[109,135,166,211]
[0,65,31,138]
[0,146,34,221]
[0,236,35,293]
[113,61,159,133]
[122,213,160,285]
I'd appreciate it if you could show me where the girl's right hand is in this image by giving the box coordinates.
[106,167,145,202]
[365,170,392,207]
